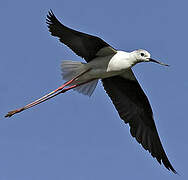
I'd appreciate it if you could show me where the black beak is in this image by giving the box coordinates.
[149,58,169,66]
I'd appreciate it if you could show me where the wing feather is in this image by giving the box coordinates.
[46,10,116,62]
[102,73,177,173]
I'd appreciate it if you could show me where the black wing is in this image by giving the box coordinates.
[102,74,177,174]
[46,10,116,62]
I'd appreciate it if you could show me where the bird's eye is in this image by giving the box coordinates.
[140,53,145,57]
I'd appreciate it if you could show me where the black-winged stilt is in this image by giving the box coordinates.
[5,10,177,174]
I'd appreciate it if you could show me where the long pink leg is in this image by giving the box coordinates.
[21,79,96,111]
[5,79,95,117]
[5,69,93,118]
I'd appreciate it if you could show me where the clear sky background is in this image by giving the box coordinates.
[1,0,187,179]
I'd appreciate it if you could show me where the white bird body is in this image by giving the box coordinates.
[85,52,133,78]
[60,48,166,96]
[64,51,137,85]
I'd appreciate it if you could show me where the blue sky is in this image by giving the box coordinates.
[1,0,187,179]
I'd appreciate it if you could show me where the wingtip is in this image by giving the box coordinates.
[162,157,178,174]
[46,9,59,27]
[48,9,54,16]
[169,166,178,175]
[46,9,54,21]
[169,168,178,175]
[47,9,51,14]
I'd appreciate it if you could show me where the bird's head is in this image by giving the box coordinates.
[132,49,169,66]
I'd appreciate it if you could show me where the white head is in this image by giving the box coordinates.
[131,49,169,66]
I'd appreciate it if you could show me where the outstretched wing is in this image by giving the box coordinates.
[102,71,177,174]
[46,10,117,62]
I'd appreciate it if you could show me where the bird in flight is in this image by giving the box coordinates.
[5,10,177,174]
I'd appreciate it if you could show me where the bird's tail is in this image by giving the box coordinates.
[61,60,98,96]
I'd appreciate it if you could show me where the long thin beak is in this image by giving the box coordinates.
[148,58,169,66]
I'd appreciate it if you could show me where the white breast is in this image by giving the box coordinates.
[107,51,134,72]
